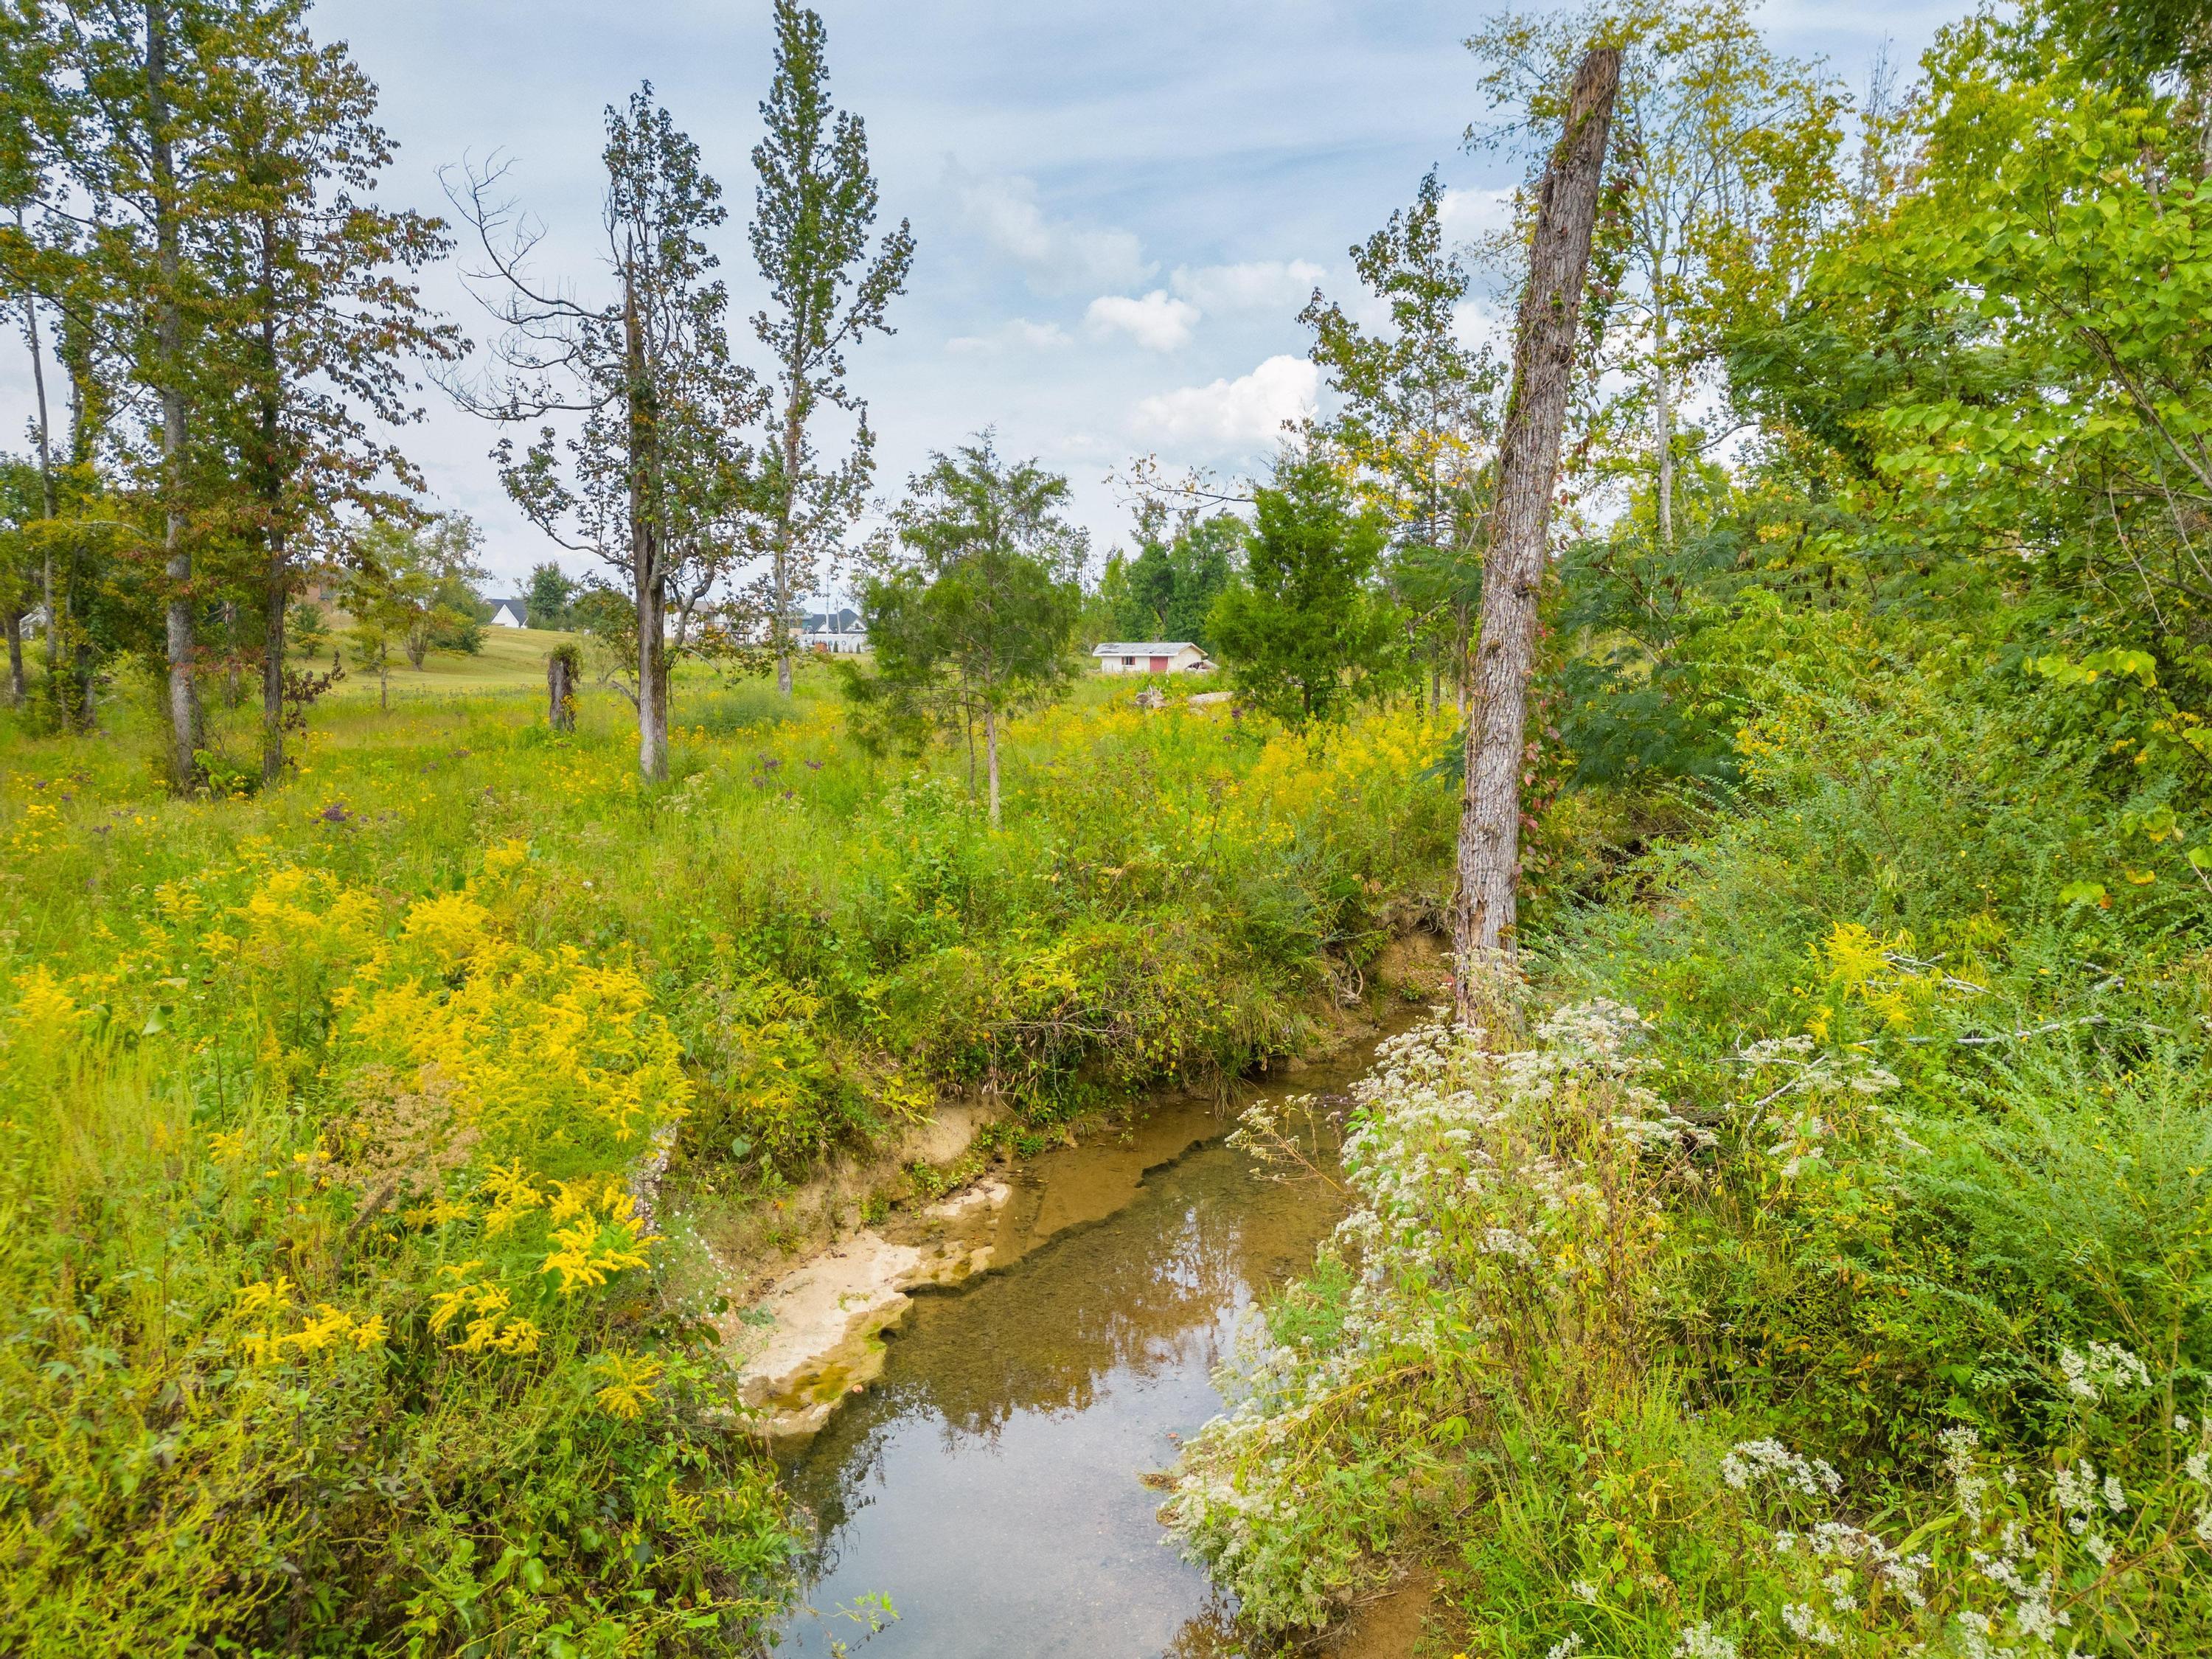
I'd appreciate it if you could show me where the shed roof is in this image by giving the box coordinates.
[1091,641,1203,656]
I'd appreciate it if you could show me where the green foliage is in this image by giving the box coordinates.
[346,515,487,672]
[748,0,914,672]
[0,665,1458,1649]
[841,437,1085,819]
[525,561,577,630]
[1303,168,1500,698]
[1099,507,1242,650]
[287,597,330,660]
[1208,451,1407,728]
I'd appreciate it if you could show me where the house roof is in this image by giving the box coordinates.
[489,597,527,619]
[1092,641,1203,656]
[802,608,862,633]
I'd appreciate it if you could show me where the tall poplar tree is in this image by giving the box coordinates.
[749,0,913,695]
[455,87,760,782]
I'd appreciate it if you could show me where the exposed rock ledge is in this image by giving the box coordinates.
[730,1180,1012,1437]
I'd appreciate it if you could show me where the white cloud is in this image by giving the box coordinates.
[1169,258,1326,316]
[945,161,1153,293]
[1133,354,1318,450]
[1083,289,1200,352]
[1438,185,1516,242]
[946,318,1074,353]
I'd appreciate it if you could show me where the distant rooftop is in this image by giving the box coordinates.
[1091,641,1202,655]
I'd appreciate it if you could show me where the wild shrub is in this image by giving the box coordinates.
[0,843,794,1655]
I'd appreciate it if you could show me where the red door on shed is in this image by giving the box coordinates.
[1149,655,1168,673]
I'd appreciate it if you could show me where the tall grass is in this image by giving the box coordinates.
[0,664,1459,1653]
[1166,619,2212,1652]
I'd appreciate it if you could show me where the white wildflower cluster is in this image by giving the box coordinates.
[1674,1620,1739,1659]
[1970,1542,2067,1646]
[2058,1340,2151,1404]
[1805,1520,1930,1610]
[1736,1037,1903,1174]
[1941,1425,1989,1522]
[1764,1108,1832,1180]
[1160,1005,1689,1629]
[1781,1601,1840,1645]
[1952,1610,2017,1659]
[1737,1034,1902,1099]
[1721,1438,1843,1499]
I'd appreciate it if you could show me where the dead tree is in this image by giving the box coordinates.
[1451,46,1622,1023]
[547,643,579,731]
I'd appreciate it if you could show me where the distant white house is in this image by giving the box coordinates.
[488,598,531,628]
[1092,641,1214,675]
[802,608,867,655]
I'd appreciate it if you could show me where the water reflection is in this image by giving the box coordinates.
[773,1068,1373,1658]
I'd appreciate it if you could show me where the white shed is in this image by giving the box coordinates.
[487,598,529,628]
[1091,641,1213,675]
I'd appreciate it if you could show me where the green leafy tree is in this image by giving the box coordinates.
[748,0,914,695]
[192,0,456,782]
[345,514,480,670]
[347,612,391,708]
[843,437,1084,826]
[1209,451,1405,728]
[454,86,762,780]
[525,560,576,629]
[1470,0,1843,553]
[285,596,326,659]
[1302,169,1501,709]
[1105,501,1242,650]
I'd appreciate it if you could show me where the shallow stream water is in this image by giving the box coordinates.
[771,1026,1411,1658]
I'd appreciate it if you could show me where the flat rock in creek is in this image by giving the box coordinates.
[733,1180,1012,1437]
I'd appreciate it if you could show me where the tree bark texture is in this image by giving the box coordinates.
[16,261,52,717]
[258,218,289,786]
[261,557,286,782]
[1451,46,1621,1020]
[547,647,577,731]
[1654,326,1675,555]
[147,0,201,789]
[625,276,669,782]
[983,704,1001,829]
[774,397,803,697]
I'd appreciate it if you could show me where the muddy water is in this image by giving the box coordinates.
[773,1031,1404,1658]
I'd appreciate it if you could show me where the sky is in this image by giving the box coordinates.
[3,0,1961,599]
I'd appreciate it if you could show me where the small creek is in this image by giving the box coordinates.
[771,1023,1412,1657]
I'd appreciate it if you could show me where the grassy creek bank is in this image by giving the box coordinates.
[1156,616,2212,1655]
[688,934,1450,1440]
[768,990,1439,1657]
[0,672,1461,1655]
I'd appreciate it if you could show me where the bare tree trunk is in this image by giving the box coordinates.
[75,635,95,727]
[983,703,1001,829]
[774,397,803,697]
[18,220,58,723]
[147,0,201,790]
[625,274,669,782]
[1653,321,1675,554]
[1451,46,1621,1023]
[258,222,288,787]
[261,551,287,784]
